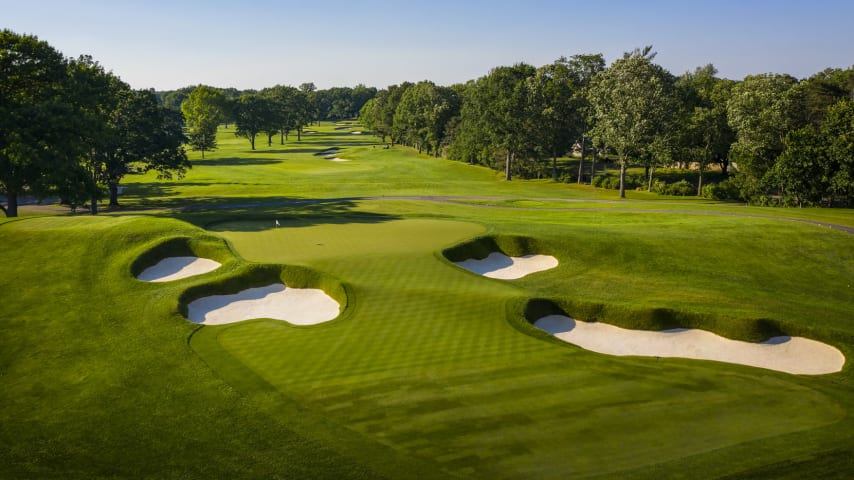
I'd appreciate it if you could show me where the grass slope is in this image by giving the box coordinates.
[2,123,853,479]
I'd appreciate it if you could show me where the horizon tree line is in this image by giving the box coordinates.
[3,29,853,216]
[360,49,853,206]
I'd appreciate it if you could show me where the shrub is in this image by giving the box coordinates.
[665,179,695,196]
[702,179,744,201]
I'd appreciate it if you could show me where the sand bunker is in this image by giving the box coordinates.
[534,315,845,375]
[187,283,340,326]
[137,257,221,282]
[455,252,558,279]
[351,131,362,135]
[327,157,351,162]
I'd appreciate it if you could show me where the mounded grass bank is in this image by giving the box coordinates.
[130,235,235,278]
[441,234,550,262]
[177,263,349,320]
[517,298,786,343]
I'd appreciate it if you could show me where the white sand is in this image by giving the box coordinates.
[534,315,845,375]
[351,131,362,135]
[137,257,221,282]
[187,283,340,326]
[328,157,351,162]
[455,252,558,279]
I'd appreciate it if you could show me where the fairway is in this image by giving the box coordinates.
[2,123,853,479]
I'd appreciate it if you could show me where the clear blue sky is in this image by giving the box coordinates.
[3,0,853,90]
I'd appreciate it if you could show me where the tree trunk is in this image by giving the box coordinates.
[719,158,729,177]
[1,192,17,217]
[297,127,302,142]
[505,152,512,181]
[109,184,119,207]
[201,148,205,160]
[647,165,656,192]
[591,148,597,180]
[267,134,274,147]
[577,136,585,184]
[552,155,558,182]
[697,166,704,196]
[619,158,627,199]
[90,196,99,215]
[250,135,256,150]
[280,129,285,145]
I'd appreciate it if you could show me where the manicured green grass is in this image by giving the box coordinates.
[2,124,853,479]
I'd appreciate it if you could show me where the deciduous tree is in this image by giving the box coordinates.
[589,47,674,198]
[181,85,225,159]
[0,30,74,217]
[234,94,275,150]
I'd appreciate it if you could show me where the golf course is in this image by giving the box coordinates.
[1,123,853,479]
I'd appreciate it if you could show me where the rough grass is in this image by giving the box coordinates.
[2,123,853,479]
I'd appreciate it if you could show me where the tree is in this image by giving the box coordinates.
[527,57,581,181]
[0,30,75,217]
[773,126,825,206]
[470,64,537,180]
[727,73,804,197]
[678,65,735,194]
[589,46,675,198]
[567,53,605,183]
[261,85,297,145]
[67,57,189,212]
[821,98,854,204]
[393,81,459,156]
[777,97,854,206]
[234,94,275,150]
[106,89,188,206]
[359,98,380,139]
[160,86,195,112]
[181,85,225,159]
[64,55,121,214]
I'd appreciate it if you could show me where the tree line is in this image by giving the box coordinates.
[1,30,189,216]
[4,29,853,216]
[164,83,376,154]
[1,31,378,217]
[360,48,854,207]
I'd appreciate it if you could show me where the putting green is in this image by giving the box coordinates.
[209,217,487,265]
[193,217,846,478]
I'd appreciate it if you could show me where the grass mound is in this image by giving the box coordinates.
[442,234,548,262]
[519,297,798,343]
[130,235,234,278]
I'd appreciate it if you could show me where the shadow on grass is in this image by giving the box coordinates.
[166,196,401,231]
[251,147,341,154]
[192,158,282,166]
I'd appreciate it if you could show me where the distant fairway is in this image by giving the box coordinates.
[2,123,853,479]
